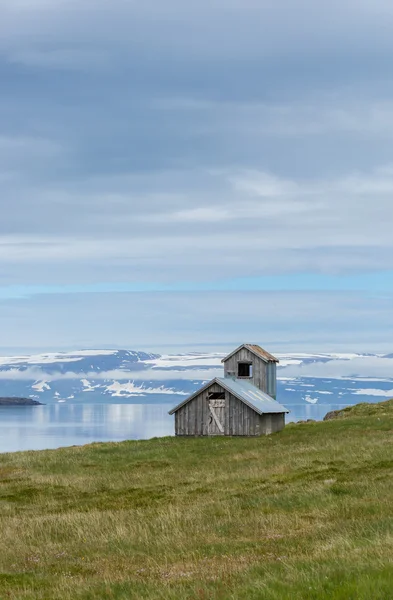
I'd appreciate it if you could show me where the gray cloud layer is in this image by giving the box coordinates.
[1,1,393,348]
[0,291,392,352]
[1,164,393,285]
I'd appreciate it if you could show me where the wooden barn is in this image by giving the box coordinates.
[169,344,289,436]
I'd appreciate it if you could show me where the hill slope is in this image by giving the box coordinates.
[0,405,393,599]
[324,398,393,420]
[1,348,393,409]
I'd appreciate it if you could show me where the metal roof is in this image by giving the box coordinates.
[221,344,279,364]
[169,377,289,415]
[168,379,219,415]
[216,378,289,414]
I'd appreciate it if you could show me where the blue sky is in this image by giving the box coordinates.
[1,0,393,353]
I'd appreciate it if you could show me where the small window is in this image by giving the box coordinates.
[238,362,253,378]
[208,392,225,400]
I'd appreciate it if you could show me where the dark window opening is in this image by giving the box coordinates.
[208,392,225,400]
[238,362,253,377]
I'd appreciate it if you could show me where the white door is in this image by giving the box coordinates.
[207,397,226,435]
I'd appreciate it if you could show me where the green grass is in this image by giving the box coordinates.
[1,401,393,599]
[324,398,393,420]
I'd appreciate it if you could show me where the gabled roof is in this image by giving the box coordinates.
[222,344,279,364]
[169,377,289,415]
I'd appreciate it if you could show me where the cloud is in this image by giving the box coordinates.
[2,0,393,66]
[0,135,63,172]
[7,48,112,70]
[0,368,45,381]
[153,98,393,139]
[0,0,393,349]
[0,366,222,382]
[0,291,392,353]
[1,163,393,287]
[280,357,393,380]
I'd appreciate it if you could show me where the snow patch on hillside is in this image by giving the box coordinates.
[0,350,118,366]
[351,388,393,397]
[145,353,224,369]
[105,381,187,397]
[305,395,318,404]
[32,381,50,392]
[81,379,100,392]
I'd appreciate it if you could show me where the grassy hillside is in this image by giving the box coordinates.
[324,398,393,420]
[1,403,393,599]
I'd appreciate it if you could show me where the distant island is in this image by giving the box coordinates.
[0,397,44,406]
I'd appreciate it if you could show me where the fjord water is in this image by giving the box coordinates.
[0,401,347,453]
[1,349,392,452]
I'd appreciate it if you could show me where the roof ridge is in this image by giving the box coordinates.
[221,343,279,364]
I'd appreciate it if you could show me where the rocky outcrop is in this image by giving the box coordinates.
[323,410,341,421]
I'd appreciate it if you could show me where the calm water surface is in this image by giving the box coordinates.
[0,403,347,453]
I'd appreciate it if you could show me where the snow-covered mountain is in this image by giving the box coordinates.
[0,348,392,408]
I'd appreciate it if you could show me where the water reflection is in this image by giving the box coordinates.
[0,403,349,453]
[286,403,345,423]
[0,404,174,453]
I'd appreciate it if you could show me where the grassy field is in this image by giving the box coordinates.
[1,402,393,599]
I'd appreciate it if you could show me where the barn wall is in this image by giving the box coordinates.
[266,362,277,399]
[224,347,268,393]
[228,393,262,436]
[260,413,285,435]
[174,384,285,436]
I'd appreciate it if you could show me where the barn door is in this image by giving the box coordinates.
[207,392,226,435]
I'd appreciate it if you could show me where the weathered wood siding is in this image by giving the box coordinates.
[175,383,223,436]
[266,362,277,399]
[260,413,285,435]
[223,347,276,395]
[174,383,285,436]
[227,392,262,435]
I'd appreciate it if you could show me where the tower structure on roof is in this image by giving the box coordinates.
[222,343,279,399]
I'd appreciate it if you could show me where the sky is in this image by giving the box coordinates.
[1,0,393,354]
